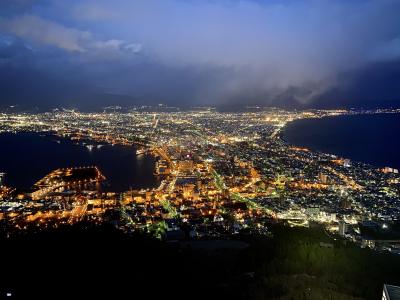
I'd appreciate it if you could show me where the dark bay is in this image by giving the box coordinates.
[0,132,159,191]
[283,113,400,169]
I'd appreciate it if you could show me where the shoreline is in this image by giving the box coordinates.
[280,112,400,170]
[0,132,159,192]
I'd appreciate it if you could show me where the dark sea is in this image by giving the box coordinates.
[0,132,159,191]
[283,113,400,169]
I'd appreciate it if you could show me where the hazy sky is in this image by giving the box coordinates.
[1,0,400,109]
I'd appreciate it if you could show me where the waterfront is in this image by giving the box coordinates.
[0,132,159,191]
[283,113,400,169]
[1,108,400,257]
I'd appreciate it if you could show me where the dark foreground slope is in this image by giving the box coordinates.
[1,223,400,300]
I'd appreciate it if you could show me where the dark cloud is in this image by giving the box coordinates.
[0,0,399,109]
[312,59,400,109]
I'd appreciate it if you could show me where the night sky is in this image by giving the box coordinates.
[1,0,400,110]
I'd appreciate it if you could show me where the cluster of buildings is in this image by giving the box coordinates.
[1,107,400,248]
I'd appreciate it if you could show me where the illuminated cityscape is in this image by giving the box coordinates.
[1,107,400,253]
[1,0,400,298]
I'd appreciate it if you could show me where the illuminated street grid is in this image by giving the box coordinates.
[1,107,399,250]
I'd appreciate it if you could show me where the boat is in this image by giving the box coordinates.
[136,148,146,155]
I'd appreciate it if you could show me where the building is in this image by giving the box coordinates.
[383,167,399,174]
[178,160,194,174]
[382,284,400,300]
[305,206,320,219]
[339,220,347,236]
[318,172,328,184]
[182,184,195,199]
[343,159,351,167]
[0,172,5,187]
